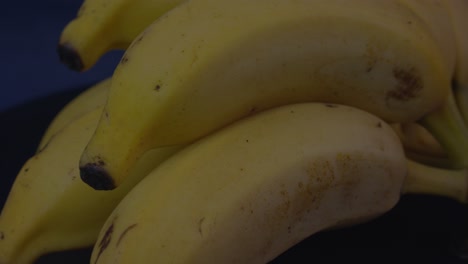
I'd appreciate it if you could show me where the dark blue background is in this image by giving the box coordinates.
[0,0,124,112]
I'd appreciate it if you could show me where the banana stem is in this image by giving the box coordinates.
[402,159,468,204]
[418,90,468,169]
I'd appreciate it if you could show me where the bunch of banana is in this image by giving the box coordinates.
[69,0,468,191]
[89,103,467,263]
[1,0,468,263]
[0,80,182,263]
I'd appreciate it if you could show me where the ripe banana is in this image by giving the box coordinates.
[58,0,184,71]
[78,0,454,190]
[391,122,453,168]
[0,107,181,264]
[90,103,408,263]
[392,122,445,158]
[37,77,111,152]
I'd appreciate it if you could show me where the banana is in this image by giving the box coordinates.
[390,122,453,168]
[37,77,111,152]
[90,103,408,263]
[78,0,454,190]
[392,122,446,158]
[0,107,181,264]
[58,0,184,71]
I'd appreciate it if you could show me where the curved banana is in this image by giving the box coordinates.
[58,0,184,71]
[79,0,453,190]
[90,103,408,263]
[390,122,454,168]
[37,77,111,152]
[392,122,446,157]
[0,107,181,264]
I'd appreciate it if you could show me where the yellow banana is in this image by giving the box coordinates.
[58,0,184,71]
[90,103,408,263]
[0,107,181,264]
[392,122,445,158]
[37,77,111,152]
[78,0,453,190]
[396,0,468,169]
[391,122,452,168]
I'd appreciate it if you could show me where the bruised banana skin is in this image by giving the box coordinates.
[37,77,111,152]
[90,103,408,264]
[58,0,185,71]
[79,0,451,190]
[0,107,181,264]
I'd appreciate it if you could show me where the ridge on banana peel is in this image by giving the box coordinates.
[90,103,409,263]
[58,0,184,71]
[0,107,181,264]
[37,77,111,152]
[79,0,454,190]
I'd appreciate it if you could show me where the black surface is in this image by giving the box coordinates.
[1,90,468,264]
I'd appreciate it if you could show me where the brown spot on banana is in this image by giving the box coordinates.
[120,55,129,65]
[198,218,206,237]
[387,66,423,101]
[94,216,117,264]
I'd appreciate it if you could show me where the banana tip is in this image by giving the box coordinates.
[57,43,84,72]
[79,164,116,190]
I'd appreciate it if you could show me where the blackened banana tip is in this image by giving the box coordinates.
[57,43,84,72]
[80,164,116,190]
